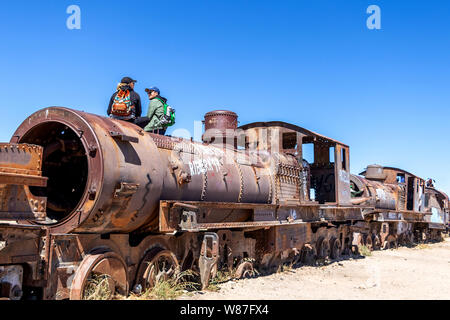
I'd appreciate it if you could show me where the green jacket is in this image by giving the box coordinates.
[144,98,165,131]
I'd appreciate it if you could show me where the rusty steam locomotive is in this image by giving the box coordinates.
[0,107,448,300]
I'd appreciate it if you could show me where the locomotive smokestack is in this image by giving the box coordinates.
[202,110,238,148]
[364,164,387,181]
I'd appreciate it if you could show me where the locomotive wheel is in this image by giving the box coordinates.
[430,230,442,241]
[351,233,362,255]
[382,235,398,250]
[374,235,382,250]
[330,238,341,260]
[316,237,330,260]
[429,230,435,241]
[292,248,303,266]
[421,231,428,242]
[415,230,426,243]
[70,251,128,300]
[391,239,398,249]
[406,232,414,245]
[396,234,403,246]
[404,232,410,245]
[235,261,255,279]
[400,233,410,246]
[300,244,315,265]
[135,249,180,292]
[342,238,352,256]
[365,235,373,250]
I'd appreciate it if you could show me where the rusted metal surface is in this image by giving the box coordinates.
[158,200,343,233]
[0,265,23,300]
[0,143,44,177]
[0,224,46,265]
[199,233,219,289]
[202,110,239,147]
[0,143,47,221]
[423,187,449,229]
[204,110,238,132]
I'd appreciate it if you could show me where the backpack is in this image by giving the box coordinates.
[111,90,134,117]
[156,97,176,127]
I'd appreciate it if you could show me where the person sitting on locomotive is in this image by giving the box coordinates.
[136,86,174,135]
[107,77,142,122]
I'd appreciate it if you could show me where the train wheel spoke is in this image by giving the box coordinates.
[135,249,180,292]
[330,238,341,260]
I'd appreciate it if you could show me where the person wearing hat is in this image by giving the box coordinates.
[141,86,168,135]
[107,76,142,122]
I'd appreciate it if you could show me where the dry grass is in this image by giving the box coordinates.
[83,274,113,300]
[86,268,231,300]
[206,270,233,292]
[88,262,262,300]
[415,243,430,250]
[126,280,187,300]
[125,270,199,300]
[358,245,372,257]
[276,262,295,273]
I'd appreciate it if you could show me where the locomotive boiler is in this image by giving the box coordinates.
[0,106,447,300]
[11,107,274,234]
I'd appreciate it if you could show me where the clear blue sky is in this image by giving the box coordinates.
[1,0,449,193]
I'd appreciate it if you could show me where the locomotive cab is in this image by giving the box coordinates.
[238,121,351,205]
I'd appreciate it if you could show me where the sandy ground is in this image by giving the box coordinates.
[182,237,450,300]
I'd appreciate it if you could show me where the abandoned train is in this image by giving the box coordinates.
[0,107,448,300]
